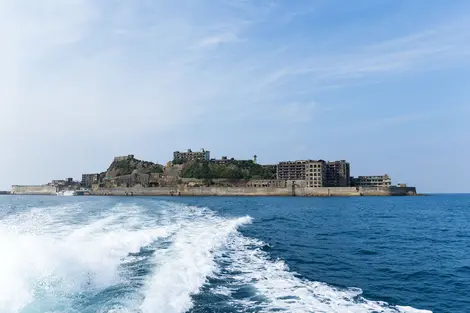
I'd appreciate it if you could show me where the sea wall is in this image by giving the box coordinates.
[360,186,417,196]
[91,186,417,197]
[11,185,57,195]
[92,186,293,196]
[9,184,416,196]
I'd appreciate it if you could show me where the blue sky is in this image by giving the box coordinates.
[1,0,469,193]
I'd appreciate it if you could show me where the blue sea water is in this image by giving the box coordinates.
[0,195,468,313]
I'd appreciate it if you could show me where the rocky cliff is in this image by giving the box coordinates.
[105,157,164,178]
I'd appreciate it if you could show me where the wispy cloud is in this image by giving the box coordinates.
[257,17,470,91]
[0,0,469,190]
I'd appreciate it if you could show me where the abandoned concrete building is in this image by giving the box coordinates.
[209,156,234,165]
[81,173,100,188]
[277,160,327,188]
[353,175,392,187]
[173,149,210,162]
[326,160,351,187]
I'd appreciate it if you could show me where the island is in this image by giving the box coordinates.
[10,149,418,196]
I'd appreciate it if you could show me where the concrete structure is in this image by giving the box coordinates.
[277,160,308,180]
[305,160,327,188]
[50,180,66,187]
[10,181,417,197]
[11,185,57,195]
[114,155,134,162]
[90,185,417,197]
[326,160,351,187]
[210,156,234,165]
[246,180,288,188]
[277,160,327,187]
[49,178,80,190]
[173,149,210,162]
[353,175,392,187]
[82,173,100,188]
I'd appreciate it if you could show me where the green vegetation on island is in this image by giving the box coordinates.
[106,157,164,177]
[180,160,276,180]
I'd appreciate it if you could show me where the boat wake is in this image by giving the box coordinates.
[0,200,432,313]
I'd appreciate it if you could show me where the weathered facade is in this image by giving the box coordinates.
[277,160,327,187]
[277,160,308,180]
[173,149,210,162]
[305,160,327,187]
[326,160,351,187]
[81,173,100,188]
[90,185,417,197]
[246,180,288,188]
[353,175,392,187]
[209,156,234,164]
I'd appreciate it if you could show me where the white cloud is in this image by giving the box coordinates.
[0,0,469,189]
[258,17,470,90]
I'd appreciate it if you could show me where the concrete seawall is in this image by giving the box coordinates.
[9,185,417,197]
[11,185,57,195]
[91,186,417,197]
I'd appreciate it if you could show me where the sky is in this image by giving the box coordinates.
[1,0,469,193]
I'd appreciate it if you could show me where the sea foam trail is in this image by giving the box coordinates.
[0,199,432,313]
[139,202,252,313]
[0,202,174,313]
[215,235,432,313]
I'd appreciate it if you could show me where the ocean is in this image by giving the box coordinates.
[0,195,468,313]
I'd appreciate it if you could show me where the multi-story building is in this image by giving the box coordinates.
[277,160,308,180]
[277,160,327,187]
[305,160,327,187]
[353,175,391,187]
[82,173,100,188]
[173,149,210,162]
[210,156,234,165]
[326,160,351,187]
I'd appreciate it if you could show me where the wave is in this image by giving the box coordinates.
[210,234,432,313]
[0,202,174,312]
[139,205,251,313]
[0,200,431,313]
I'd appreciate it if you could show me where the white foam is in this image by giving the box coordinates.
[216,235,433,313]
[139,203,252,313]
[0,202,173,312]
[397,306,432,313]
[211,286,232,296]
[0,200,433,313]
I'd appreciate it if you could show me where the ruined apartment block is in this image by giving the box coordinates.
[326,160,351,187]
[173,149,210,162]
[277,160,327,188]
